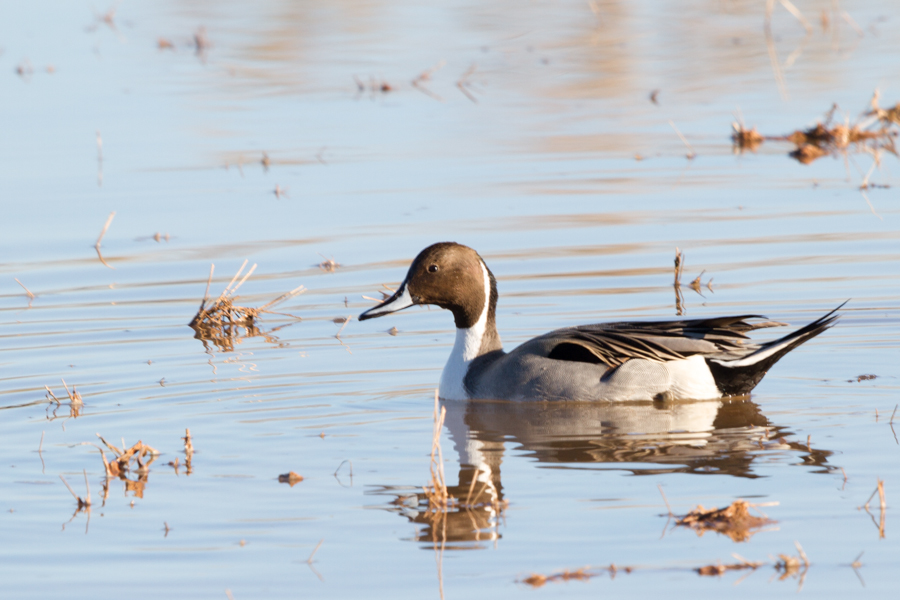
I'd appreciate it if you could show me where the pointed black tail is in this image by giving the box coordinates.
[706,302,845,396]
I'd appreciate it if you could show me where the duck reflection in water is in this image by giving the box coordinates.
[378,396,833,547]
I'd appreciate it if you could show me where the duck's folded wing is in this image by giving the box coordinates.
[541,315,784,368]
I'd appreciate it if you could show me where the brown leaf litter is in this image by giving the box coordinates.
[676,499,776,542]
[189,261,304,352]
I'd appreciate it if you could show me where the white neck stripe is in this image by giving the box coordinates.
[438,261,490,400]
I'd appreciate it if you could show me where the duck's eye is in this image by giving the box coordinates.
[428,264,439,273]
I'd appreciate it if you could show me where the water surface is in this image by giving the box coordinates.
[1,1,899,597]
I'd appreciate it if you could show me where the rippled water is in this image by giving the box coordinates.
[2,1,899,597]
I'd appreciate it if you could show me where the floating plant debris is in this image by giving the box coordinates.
[95,434,159,477]
[676,499,776,542]
[189,262,304,352]
[731,93,899,168]
[278,472,305,486]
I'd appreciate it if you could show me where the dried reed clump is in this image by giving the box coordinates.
[773,542,811,584]
[45,379,83,420]
[189,261,305,351]
[731,122,764,152]
[676,499,776,542]
[398,393,509,548]
[95,434,159,477]
[730,93,900,166]
[786,118,889,165]
[867,92,900,127]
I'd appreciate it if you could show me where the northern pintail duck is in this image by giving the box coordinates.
[359,242,841,401]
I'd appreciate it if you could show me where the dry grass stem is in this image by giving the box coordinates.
[59,469,92,511]
[412,60,446,101]
[857,479,888,538]
[658,484,674,517]
[673,248,684,316]
[333,460,353,488]
[668,120,695,159]
[15,278,35,306]
[841,11,864,37]
[183,428,194,474]
[424,392,450,511]
[94,211,116,269]
[778,0,814,32]
[306,539,324,563]
[334,316,352,339]
[457,63,480,103]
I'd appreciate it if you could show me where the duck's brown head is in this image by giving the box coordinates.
[359,242,497,329]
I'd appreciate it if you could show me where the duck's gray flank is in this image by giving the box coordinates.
[359,242,842,402]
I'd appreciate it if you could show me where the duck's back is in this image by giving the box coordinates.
[466,339,720,401]
[462,318,763,401]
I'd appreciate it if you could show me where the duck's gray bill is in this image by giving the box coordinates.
[359,285,414,321]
